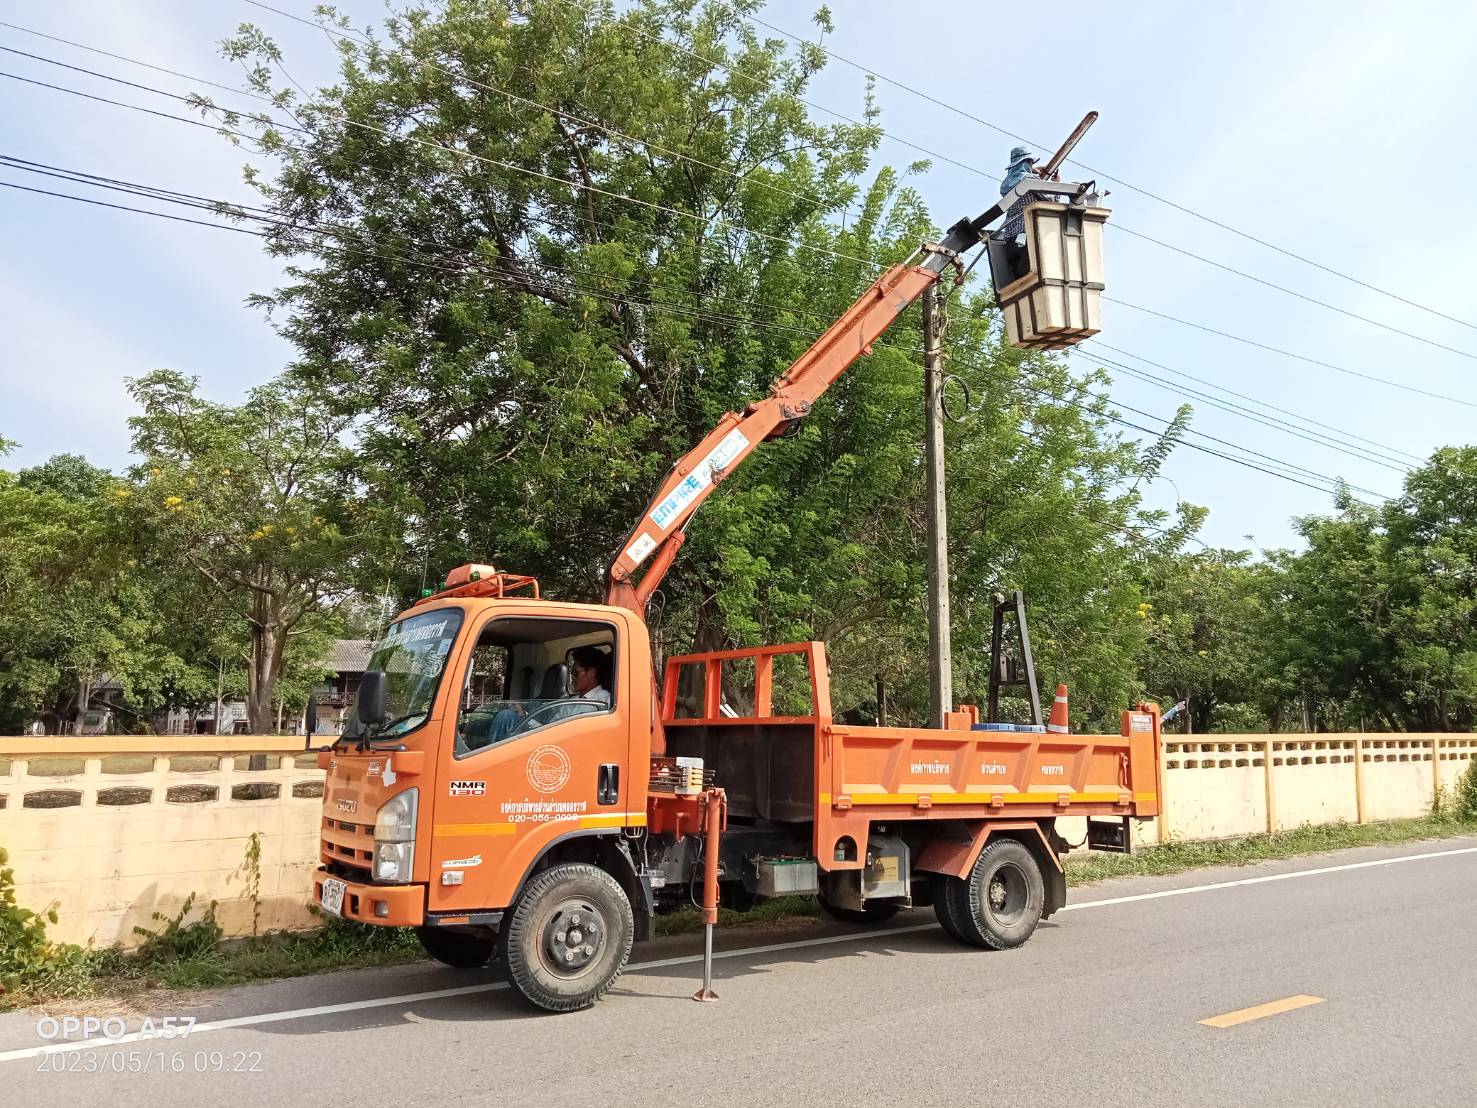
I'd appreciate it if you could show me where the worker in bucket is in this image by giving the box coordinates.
[998,146,1038,241]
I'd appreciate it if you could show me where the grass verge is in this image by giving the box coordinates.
[1065,815,1477,885]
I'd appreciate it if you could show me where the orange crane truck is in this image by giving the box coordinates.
[311,156,1160,1012]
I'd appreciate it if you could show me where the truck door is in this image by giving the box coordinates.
[430,612,633,914]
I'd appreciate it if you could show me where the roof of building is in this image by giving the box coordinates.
[324,639,374,673]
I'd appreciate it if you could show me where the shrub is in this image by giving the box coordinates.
[1455,758,1477,823]
[0,847,91,1005]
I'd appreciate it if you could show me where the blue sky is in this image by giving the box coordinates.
[3,0,1475,551]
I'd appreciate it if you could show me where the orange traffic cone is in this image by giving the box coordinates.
[1047,684,1070,734]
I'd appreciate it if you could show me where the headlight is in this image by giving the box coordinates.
[374,788,418,842]
[373,788,418,883]
[374,842,414,883]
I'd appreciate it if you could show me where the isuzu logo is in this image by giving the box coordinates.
[336,798,357,813]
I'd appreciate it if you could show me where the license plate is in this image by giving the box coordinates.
[321,878,347,917]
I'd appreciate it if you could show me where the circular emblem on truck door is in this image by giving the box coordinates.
[526,745,572,793]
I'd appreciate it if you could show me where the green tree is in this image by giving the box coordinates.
[1139,548,1271,733]
[126,371,398,732]
[0,449,175,731]
[214,0,1196,722]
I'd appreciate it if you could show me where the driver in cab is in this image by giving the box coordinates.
[568,645,612,708]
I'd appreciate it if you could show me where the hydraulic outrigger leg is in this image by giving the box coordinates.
[693,788,726,1002]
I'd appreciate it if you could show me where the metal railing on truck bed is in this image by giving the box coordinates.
[661,642,1162,870]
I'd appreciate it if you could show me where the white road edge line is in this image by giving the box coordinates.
[2,842,1473,1064]
[1058,844,1477,912]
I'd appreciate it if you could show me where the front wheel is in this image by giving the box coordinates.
[416,926,496,969]
[952,838,1045,950]
[500,863,634,1012]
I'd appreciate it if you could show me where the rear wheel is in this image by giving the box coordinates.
[932,874,968,941]
[500,863,634,1012]
[818,895,901,925]
[416,926,496,969]
[953,839,1045,950]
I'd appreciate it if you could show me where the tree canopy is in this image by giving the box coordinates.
[1,1,1473,736]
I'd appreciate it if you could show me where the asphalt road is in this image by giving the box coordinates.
[3,835,1474,1107]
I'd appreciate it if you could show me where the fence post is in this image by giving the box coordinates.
[1353,736,1366,824]
[1157,739,1168,844]
[1432,735,1442,812]
[1263,738,1276,834]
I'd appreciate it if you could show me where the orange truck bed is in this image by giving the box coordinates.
[661,641,1161,869]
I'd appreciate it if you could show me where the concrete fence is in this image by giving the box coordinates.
[1153,734,1477,841]
[1,733,1474,949]
[0,737,322,947]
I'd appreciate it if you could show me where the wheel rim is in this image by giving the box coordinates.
[982,860,1029,927]
[541,898,606,976]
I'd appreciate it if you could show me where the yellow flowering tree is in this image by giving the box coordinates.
[127,370,402,732]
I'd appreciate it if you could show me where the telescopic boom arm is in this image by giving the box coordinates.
[603,175,1091,618]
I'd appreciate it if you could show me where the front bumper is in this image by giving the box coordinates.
[314,868,426,927]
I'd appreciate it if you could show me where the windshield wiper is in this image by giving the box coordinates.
[363,711,427,745]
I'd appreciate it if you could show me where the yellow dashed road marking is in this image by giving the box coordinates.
[1200,995,1326,1028]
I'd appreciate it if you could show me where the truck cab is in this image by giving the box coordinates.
[315,586,659,1009]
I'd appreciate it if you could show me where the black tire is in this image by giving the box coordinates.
[932,874,968,942]
[500,862,634,1012]
[953,838,1045,950]
[415,926,496,969]
[818,895,902,925]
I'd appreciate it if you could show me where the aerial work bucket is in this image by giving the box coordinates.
[988,199,1109,350]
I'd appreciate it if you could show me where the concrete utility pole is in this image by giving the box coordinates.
[922,283,954,727]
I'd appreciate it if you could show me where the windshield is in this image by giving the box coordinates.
[346,608,464,742]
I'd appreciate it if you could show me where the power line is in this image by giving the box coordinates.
[1066,346,1412,475]
[15,23,1477,413]
[0,48,886,273]
[0,19,274,102]
[1046,378,1396,500]
[539,0,1477,363]
[0,69,220,130]
[1001,375,1382,502]
[6,156,1409,514]
[1076,351,1415,474]
[1072,337,1427,466]
[0,178,263,233]
[8,60,1453,478]
[239,1,834,213]
[5,148,1428,490]
[744,10,1477,337]
[1102,297,1477,406]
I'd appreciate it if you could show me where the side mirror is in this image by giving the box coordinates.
[303,695,318,750]
[357,670,388,728]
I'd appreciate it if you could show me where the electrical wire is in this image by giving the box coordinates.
[11,26,1477,406]
[1101,297,1477,408]
[1065,348,1416,473]
[1069,336,1426,466]
[9,164,1414,515]
[0,178,264,233]
[740,10,1477,337]
[4,149,1427,492]
[0,19,275,103]
[240,1,836,214]
[0,49,886,273]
